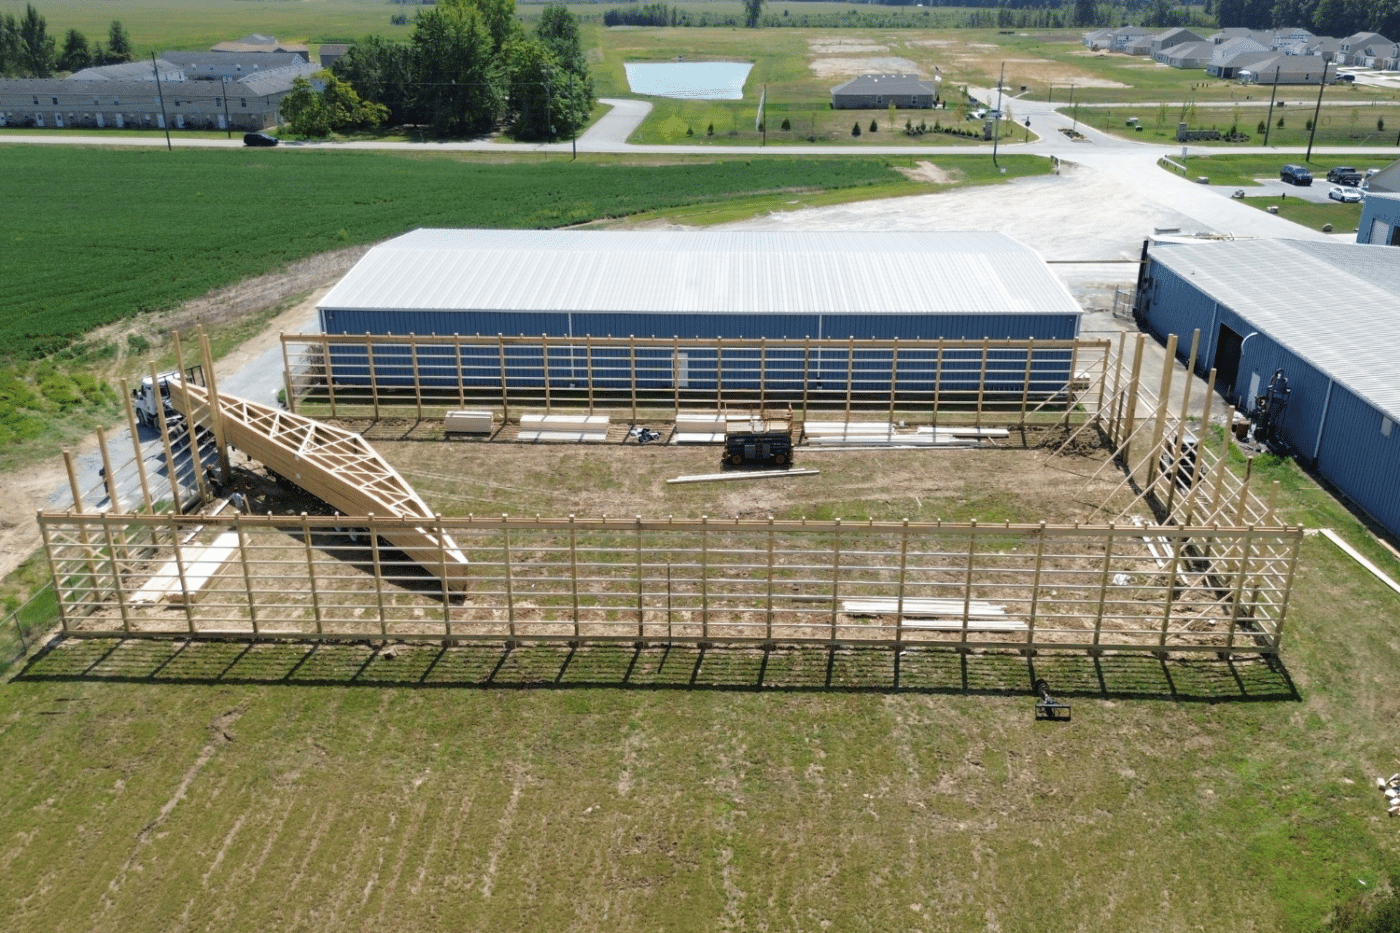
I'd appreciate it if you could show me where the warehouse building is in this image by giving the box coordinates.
[1135,238,1400,537]
[317,228,1083,394]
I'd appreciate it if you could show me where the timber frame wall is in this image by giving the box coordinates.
[40,512,1301,655]
[281,334,1113,427]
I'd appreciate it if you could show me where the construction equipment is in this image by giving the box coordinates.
[1250,369,1291,450]
[722,405,795,469]
[1033,678,1071,721]
[131,372,187,434]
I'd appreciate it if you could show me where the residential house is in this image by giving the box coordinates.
[319,44,351,69]
[1338,32,1397,68]
[1304,37,1343,62]
[211,34,310,62]
[1082,28,1116,49]
[1156,40,1215,69]
[831,74,938,109]
[1237,56,1335,84]
[1270,28,1315,54]
[1109,27,1154,52]
[1151,28,1205,56]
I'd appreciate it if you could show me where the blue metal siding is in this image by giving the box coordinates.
[1140,261,1219,367]
[1315,385,1400,537]
[1357,197,1400,245]
[1232,331,1333,459]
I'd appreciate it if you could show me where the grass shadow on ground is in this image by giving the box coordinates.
[15,636,1299,703]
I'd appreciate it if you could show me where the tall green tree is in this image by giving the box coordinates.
[1072,0,1097,27]
[534,4,592,101]
[280,76,332,137]
[0,14,22,77]
[331,36,415,126]
[18,4,55,78]
[440,0,519,54]
[743,0,764,27]
[58,28,89,72]
[106,20,132,62]
[411,6,503,136]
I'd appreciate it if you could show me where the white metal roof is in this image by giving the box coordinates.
[1150,238,1400,421]
[318,229,1082,318]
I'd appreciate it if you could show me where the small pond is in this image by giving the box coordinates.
[623,62,754,100]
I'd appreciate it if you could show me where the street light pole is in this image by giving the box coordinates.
[992,62,1005,167]
[1305,63,1327,162]
[221,76,232,139]
[1262,66,1279,146]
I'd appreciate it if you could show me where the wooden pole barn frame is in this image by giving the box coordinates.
[281,334,1113,426]
[39,511,1302,656]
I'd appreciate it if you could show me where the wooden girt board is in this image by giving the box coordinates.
[168,380,469,590]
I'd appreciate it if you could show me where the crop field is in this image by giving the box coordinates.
[7,423,1400,931]
[0,147,938,359]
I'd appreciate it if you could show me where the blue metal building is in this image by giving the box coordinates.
[1137,238,1400,538]
[316,229,1083,395]
[1358,193,1400,246]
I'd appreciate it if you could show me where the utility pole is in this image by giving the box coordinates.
[151,53,171,150]
[992,62,1005,167]
[1261,66,1279,145]
[221,76,232,139]
[1069,84,1077,131]
[1305,63,1327,162]
[570,71,578,161]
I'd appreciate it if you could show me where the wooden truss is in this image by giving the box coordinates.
[168,379,469,590]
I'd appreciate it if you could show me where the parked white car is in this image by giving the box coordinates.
[1328,185,1362,203]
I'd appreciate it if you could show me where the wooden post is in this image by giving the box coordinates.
[436,515,452,637]
[585,335,595,415]
[766,516,777,642]
[1269,528,1304,651]
[568,515,580,639]
[1018,338,1034,430]
[120,379,154,514]
[497,335,510,424]
[1027,522,1047,647]
[672,336,681,415]
[502,518,516,639]
[961,521,977,647]
[369,517,388,638]
[1181,368,1217,525]
[895,519,910,649]
[1108,332,1126,443]
[1094,339,1108,426]
[455,335,466,410]
[932,338,944,431]
[635,516,645,638]
[829,518,842,643]
[364,333,381,421]
[322,334,336,418]
[198,328,232,483]
[173,333,211,504]
[974,338,989,430]
[97,427,122,513]
[629,336,638,423]
[409,334,423,422]
[170,512,196,635]
[887,339,900,428]
[1234,456,1255,527]
[1059,339,1081,427]
[39,518,71,632]
[700,516,710,641]
[1224,529,1256,651]
[101,520,132,635]
[1092,523,1118,647]
[715,338,725,412]
[843,338,855,423]
[150,362,183,515]
[301,519,323,635]
[281,337,297,415]
[1158,529,1185,647]
[235,514,258,635]
[800,338,811,417]
[1120,334,1146,466]
[759,337,768,411]
[1144,333,1178,489]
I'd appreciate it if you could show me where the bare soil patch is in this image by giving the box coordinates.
[808,38,891,55]
[894,161,962,185]
[810,56,920,79]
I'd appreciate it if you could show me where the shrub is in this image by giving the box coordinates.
[685,125,693,136]
[869,119,877,133]
[706,123,713,136]
[1305,119,1313,131]
[852,121,861,136]
[780,118,790,131]
[1380,117,1386,132]
[1277,116,1285,128]
[1257,120,1266,134]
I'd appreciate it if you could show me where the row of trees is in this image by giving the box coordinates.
[0,5,132,78]
[321,0,591,139]
[1218,0,1400,36]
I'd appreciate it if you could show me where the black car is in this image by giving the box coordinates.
[243,132,279,147]
[1280,164,1312,186]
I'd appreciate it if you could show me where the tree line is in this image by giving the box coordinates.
[0,4,133,78]
[1217,0,1400,36]
[310,0,592,140]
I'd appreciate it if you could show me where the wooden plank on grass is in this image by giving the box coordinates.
[667,469,819,484]
[1318,528,1400,598]
[517,431,610,443]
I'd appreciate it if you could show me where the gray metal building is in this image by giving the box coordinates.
[317,228,1083,395]
[1136,237,1400,538]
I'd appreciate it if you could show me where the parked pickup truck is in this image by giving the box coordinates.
[1326,166,1363,185]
